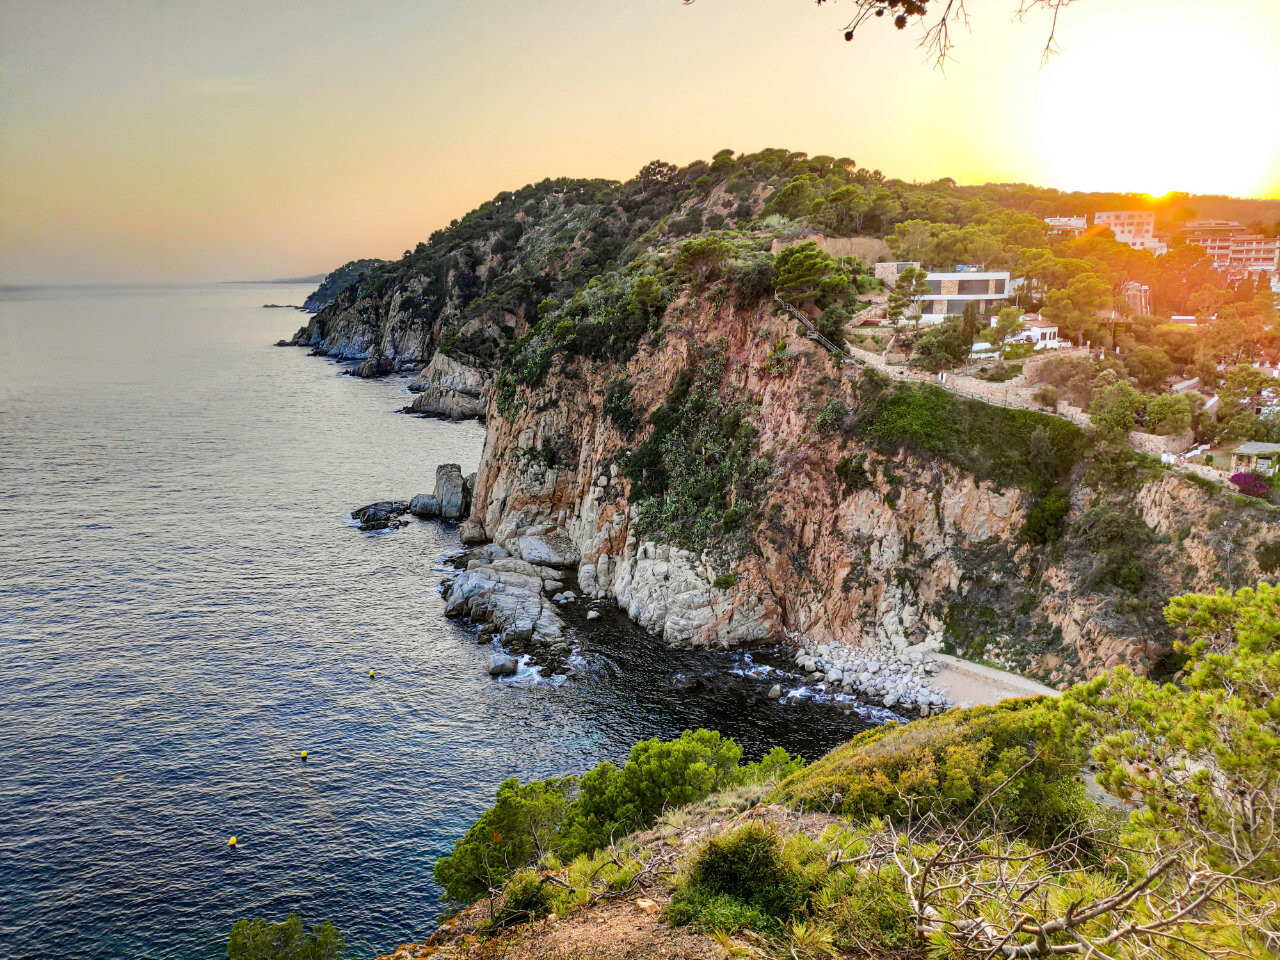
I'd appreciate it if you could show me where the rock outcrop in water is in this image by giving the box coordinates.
[351,465,474,529]
[442,542,571,662]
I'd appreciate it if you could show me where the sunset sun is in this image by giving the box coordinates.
[1033,12,1280,197]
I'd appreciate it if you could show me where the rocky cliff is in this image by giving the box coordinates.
[464,289,1278,686]
[285,168,759,411]
[301,258,388,313]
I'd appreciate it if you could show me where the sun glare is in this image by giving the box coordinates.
[1033,13,1280,197]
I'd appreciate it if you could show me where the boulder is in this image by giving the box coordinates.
[767,684,783,699]
[407,387,487,421]
[458,520,488,545]
[351,500,409,524]
[514,530,580,569]
[488,653,518,677]
[409,494,440,518]
[434,464,469,519]
[351,354,395,379]
[586,609,601,621]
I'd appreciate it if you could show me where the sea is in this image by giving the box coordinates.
[0,283,879,959]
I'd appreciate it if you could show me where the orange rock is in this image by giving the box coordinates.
[635,898,662,915]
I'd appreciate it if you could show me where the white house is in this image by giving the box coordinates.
[915,266,1011,326]
[971,314,1061,355]
[1019,317,1061,349]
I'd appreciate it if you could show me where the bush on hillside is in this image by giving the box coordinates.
[851,377,1088,493]
[667,822,818,934]
[623,349,771,554]
[433,730,804,903]
[1229,471,1268,499]
[775,700,1084,842]
[1020,486,1071,544]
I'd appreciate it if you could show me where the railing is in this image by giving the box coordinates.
[773,294,857,364]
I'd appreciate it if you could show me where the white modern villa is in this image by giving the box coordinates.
[874,262,1012,326]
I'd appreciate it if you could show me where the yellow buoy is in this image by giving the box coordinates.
[369,668,375,678]
[229,836,237,847]
[300,750,308,760]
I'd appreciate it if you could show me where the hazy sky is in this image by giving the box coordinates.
[2,0,1278,283]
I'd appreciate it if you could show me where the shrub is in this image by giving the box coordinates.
[564,729,744,856]
[1144,392,1191,436]
[813,864,914,954]
[776,700,1084,842]
[1020,486,1070,544]
[910,316,973,372]
[834,455,871,495]
[812,398,847,434]
[1256,539,1280,574]
[730,256,776,302]
[664,886,773,934]
[674,236,731,286]
[434,730,801,902]
[817,305,850,347]
[433,776,574,902]
[712,572,736,589]
[226,914,346,960]
[1033,385,1059,409]
[1229,471,1268,499]
[680,823,809,926]
[851,379,1087,492]
[1076,504,1152,592]
[498,869,554,921]
[603,376,639,434]
[625,351,770,553]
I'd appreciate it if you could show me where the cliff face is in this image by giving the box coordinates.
[467,293,1278,685]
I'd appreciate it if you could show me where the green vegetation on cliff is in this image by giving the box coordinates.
[302,259,387,313]
[849,373,1088,493]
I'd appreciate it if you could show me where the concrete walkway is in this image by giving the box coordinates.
[930,653,1059,706]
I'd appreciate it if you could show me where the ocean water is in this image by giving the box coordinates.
[0,284,877,959]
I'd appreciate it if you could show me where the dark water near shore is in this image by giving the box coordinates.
[0,284,877,959]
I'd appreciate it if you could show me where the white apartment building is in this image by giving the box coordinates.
[1181,220,1280,280]
[1094,210,1167,255]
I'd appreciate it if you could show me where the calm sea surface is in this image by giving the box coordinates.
[0,284,876,959]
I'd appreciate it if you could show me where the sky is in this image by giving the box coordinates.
[1,0,1278,284]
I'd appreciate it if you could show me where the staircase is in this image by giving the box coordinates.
[773,294,857,364]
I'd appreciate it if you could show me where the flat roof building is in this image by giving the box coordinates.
[1181,220,1279,280]
[1094,211,1167,256]
[916,269,1010,325]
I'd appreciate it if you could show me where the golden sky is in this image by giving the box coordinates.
[1,0,1278,283]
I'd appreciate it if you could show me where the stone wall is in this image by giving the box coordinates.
[772,233,893,264]
[1128,429,1195,457]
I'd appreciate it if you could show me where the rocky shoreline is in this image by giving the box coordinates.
[347,462,1000,720]
[783,636,955,717]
